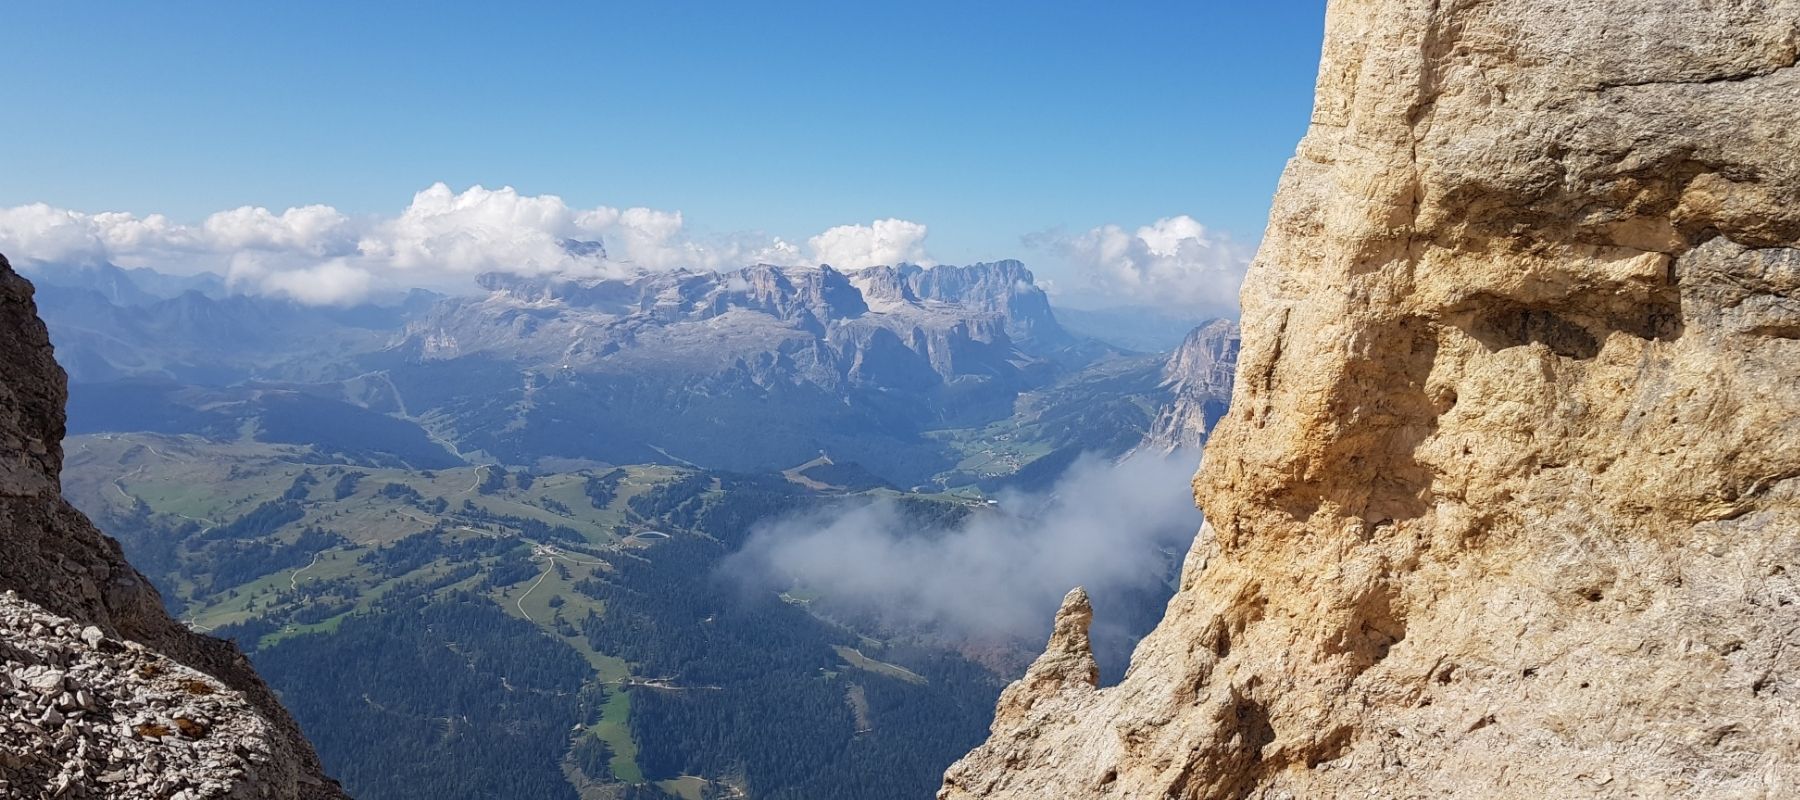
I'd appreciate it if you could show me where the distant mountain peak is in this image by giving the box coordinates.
[428,262,1027,381]
[558,238,607,259]
[849,260,1071,348]
[1141,319,1239,453]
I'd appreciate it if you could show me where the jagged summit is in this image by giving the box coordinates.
[557,237,607,259]
[409,261,1062,389]
[848,260,1072,348]
[473,262,871,328]
[389,259,1083,479]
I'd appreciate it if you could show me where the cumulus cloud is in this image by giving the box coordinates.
[203,204,357,257]
[0,204,195,267]
[725,451,1201,645]
[0,184,914,304]
[257,260,375,305]
[807,218,932,269]
[1032,215,1250,316]
[357,183,594,275]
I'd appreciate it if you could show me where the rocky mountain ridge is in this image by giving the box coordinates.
[1141,319,1239,454]
[404,261,1064,392]
[25,256,1232,489]
[850,260,1073,348]
[0,252,345,798]
[944,1,1800,797]
[384,261,1082,479]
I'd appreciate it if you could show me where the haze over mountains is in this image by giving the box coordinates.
[26,255,1233,488]
[15,248,1240,800]
[16,2,1793,798]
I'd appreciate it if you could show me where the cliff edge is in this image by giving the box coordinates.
[943,1,1800,797]
[0,252,346,798]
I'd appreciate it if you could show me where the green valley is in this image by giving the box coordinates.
[64,432,1007,800]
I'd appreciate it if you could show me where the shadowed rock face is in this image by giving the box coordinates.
[944,2,1800,798]
[0,252,347,798]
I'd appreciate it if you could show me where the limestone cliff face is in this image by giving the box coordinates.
[0,253,347,798]
[943,2,1800,798]
[853,261,1074,348]
[1143,320,1241,453]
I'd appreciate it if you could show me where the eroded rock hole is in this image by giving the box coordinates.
[1471,307,1600,359]
[1229,691,1277,764]
[1466,298,1682,360]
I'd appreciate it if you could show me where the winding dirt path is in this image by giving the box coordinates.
[290,549,327,590]
[456,464,492,497]
[514,563,555,621]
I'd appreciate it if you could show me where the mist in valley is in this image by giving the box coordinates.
[728,450,1206,674]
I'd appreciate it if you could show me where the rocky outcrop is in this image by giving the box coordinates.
[944,2,1800,798]
[0,253,345,798]
[851,261,1074,348]
[1142,319,1239,453]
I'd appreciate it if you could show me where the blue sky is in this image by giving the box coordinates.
[1,3,1326,309]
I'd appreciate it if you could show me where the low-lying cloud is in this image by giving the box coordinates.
[727,451,1202,644]
[0,183,929,304]
[254,260,374,306]
[1031,215,1251,317]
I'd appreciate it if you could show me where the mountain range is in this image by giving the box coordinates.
[15,252,1240,800]
[32,259,1236,488]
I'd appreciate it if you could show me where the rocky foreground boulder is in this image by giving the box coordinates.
[0,592,311,799]
[944,1,1800,798]
[0,252,345,798]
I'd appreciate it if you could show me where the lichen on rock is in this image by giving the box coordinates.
[943,1,1800,798]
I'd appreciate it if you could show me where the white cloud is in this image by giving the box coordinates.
[360,183,813,276]
[727,451,1201,641]
[0,185,938,305]
[807,218,932,269]
[0,203,194,267]
[360,183,592,275]
[257,259,374,305]
[1034,215,1249,316]
[203,204,356,257]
